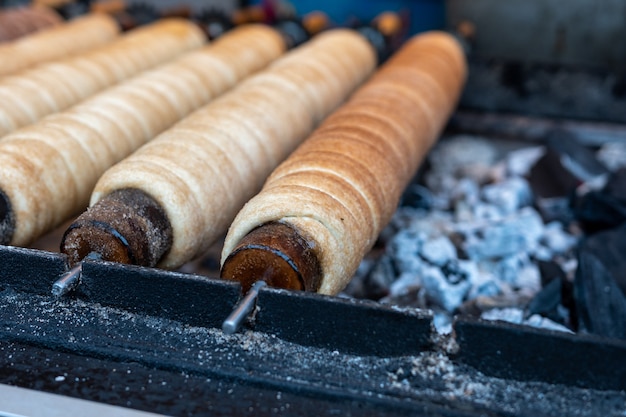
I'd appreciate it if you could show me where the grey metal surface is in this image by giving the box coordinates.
[0,383,164,417]
[447,0,626,70]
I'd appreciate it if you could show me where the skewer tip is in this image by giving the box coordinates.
[52,264,82,297]
[222,280,267,335]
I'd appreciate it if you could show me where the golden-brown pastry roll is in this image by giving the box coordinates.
[0,13,120,78]
[221,31,467,295]
[0,24,285,247]
[67,29,376,269]
[0,18,205,137]
[0,5,62,43]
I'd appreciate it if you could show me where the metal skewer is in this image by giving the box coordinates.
[222,280,267,335]
[51,263,82,297]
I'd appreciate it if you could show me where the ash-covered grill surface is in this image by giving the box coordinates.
[1,259,625,417]
[2,235,626,416]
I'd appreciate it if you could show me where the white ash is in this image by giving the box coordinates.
[505,145,546,177]
[344,135,581,333]
[481,307,574,334]
[597,141,626,171]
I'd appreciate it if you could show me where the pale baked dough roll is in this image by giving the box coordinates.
[0,13,120,77]
[0,24,285,247]
[87,29,377,269]
[0,18,205,137]
[222,31,467,295]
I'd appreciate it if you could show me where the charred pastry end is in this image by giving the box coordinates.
[61,188,172,268]
[221,221,322,293]
[0,188,15,246]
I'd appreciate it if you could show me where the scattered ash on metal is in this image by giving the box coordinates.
[0,288,624,416]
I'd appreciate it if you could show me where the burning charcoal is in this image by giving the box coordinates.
[471,203,504,222]
[481,307,525,323]
[540,221,579,255]
[597,141,626,172]
[573,168,626,234]
[389,272,421,297]
[545,130,609,183]
[506,145,545,177]
[421,263,471,312]
[467,271,502,300]
[463,207,544,260]
[428,135,498,177]
[388,229,425,274]
[451,178,481,206]
[481,307,573,333]
[528,147,578,199]
[481,177,533,215]
[527,277,569,327]
[528,130,608,222]
[493,253,541,291]
[574,224,626,339]
[420,236,457,266]
[400,183,434,209]
[524,314,575,333]
[362,254,398,301]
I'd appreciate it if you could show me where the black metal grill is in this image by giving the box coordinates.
[0,244,625,416]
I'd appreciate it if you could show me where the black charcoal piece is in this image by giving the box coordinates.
[79,260,240,328]
[574,225,626,339]
[526,278,566,326]
[0,245,66,295]
[528,130,608,223]
[255,287,433,356]
[454,317,626,391]
[573,168,626,234]
[527,260,575,328]
[528,130,607,201]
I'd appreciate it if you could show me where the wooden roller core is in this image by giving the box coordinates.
[61,29,377,269]
[220,222,322,293]
[0,13,121,78]
[221,31,467,295]
[0,18,206,137]
[0,24,285,248]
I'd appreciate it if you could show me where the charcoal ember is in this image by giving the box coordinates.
[539,221,579,255]
[467,275,501,300]
[420,235,457,266]
[388,228,425,274]
[528,130,607,222]
[451,178,481,206]
[505,145,545,177]
[344,253,400,301]
[421,261,471,312]
[428,135,498,177]
[389,272,421,297]
[462,207,544,260]
[471,203,504,222]
[481,177,533,215]
[481,307,574,333]
[573,168,626,234]
[596,141,626,171]
[425,136,498,196]
[389,208,453,237]
[528,147,578,199]
[400,184,434,209]
[527,260,576,328]
[574,224,626,339]
[493,253,540,291]
[535,195,573,224]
